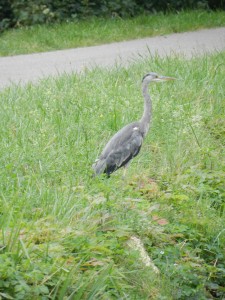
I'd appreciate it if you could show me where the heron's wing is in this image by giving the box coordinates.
[104,127,143,175]
[92,158,107,176]
[108,129,142,164]
[92,123,143,176]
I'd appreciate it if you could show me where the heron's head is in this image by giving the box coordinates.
[142,72,176,84]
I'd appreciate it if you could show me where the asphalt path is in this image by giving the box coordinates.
[0,27,225,89]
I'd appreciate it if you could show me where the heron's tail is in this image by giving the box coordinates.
[92,158,106,177]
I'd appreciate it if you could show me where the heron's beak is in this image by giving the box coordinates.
[154,76,176,82]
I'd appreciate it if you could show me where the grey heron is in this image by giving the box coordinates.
[92,72,175,177]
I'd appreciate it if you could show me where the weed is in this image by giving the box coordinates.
[1,10,225,56]
[0,52,225,298]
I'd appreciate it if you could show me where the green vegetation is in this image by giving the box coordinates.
[1,10,225,56]
[0,52,225,299]
[1,0,221,32]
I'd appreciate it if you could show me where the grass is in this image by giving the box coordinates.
[0,52,225,299]
[0,10,225,56]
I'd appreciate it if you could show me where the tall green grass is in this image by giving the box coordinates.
[1,10,225,56]
[0,52,225,298]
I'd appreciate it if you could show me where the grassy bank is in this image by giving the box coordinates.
[0,52,225,299]
[0,10,225,56]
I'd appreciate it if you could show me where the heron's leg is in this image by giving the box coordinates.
[122,168,127,180]
[122,161,131,180]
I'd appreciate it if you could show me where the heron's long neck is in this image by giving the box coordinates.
[140,82,152,136]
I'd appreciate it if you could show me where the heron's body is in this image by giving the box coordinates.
[93,121,143,176]
[92,72,175,177]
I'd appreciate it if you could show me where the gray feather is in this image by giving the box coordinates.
[92,158,106,175]
[92,122,143,176]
